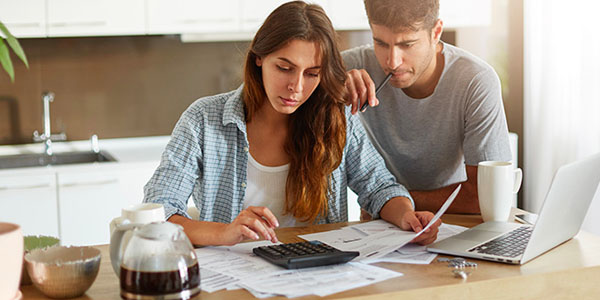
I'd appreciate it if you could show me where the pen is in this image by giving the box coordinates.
[360,72,392,112]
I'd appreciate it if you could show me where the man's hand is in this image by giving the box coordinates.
[221,206,279,246]
[344,69,379,114]
[400,211,441,245]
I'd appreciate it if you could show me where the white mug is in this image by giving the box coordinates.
[0,223,23,300]
[109,203,165,235]
[478,161,523,222]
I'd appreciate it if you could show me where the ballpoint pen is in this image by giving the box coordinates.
[360,72,393,112]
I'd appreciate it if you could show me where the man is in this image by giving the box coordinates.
[343,0,512,214]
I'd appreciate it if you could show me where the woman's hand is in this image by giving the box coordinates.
[220,206,280,246]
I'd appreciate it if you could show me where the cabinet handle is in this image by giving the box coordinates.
[49,21,107,28]
[176,18,234,24]
[0,183,52,191]
[60,179,119,188]
[3,22,42,28]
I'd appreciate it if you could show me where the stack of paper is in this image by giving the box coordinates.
[195,241,402,298]
[299,221,468,264]
[298,185,466,263]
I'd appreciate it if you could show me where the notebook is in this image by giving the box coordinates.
[427,153,600,264]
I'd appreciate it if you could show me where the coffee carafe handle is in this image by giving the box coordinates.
[109,222,140,277]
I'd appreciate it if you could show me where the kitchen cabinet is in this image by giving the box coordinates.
[56,168,123,246]
[46,0,146,37]
[0,172,59,237]
[56,162,157,246]
[239,0,285,33]
[0,0,46,38]
[328,0,370,31]
[147,0,239,34]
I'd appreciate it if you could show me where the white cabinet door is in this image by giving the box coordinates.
[239,0,285,32]
[115,162,159,207]
[0,0,46,38]
[46,0,145,37]
[328,0,369,31]
[0,173,59,237]
[147,0,239,34]
[57,169,122,246]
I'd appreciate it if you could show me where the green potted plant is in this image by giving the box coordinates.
[0,21,29,82]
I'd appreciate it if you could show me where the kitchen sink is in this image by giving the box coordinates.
[0,151,117,169]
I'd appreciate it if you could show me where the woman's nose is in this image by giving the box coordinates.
[288,73,304,93]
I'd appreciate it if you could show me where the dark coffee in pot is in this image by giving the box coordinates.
[120,263,200,299]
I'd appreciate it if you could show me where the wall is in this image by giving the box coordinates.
[0,36,249,144]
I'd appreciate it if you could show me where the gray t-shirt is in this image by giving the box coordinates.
[342,42,512,190]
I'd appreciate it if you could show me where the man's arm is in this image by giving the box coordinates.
[410,165,479,214]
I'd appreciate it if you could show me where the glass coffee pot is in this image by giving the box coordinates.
[110,222,200,300]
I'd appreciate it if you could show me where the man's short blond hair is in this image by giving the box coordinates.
[364,0,439,32]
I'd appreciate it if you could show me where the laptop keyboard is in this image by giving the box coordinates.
[468,226,533,258]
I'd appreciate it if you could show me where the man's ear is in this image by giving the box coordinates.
[432,19,444,42]
[255,56,263,67]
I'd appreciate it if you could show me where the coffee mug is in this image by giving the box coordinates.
[478,161,523,222]
[0,223,24,300]
[110,203,165,236]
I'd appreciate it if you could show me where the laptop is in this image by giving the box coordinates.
[427,152,600,265]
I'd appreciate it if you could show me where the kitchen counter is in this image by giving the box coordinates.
[0,135,171,175]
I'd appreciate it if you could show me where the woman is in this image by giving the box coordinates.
[144,1,440,246]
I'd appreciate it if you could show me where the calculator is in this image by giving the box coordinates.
[252,240,359,269]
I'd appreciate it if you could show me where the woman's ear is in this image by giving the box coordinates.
[255,56,263,67]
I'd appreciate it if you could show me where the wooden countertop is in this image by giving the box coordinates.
[21,212,600,299]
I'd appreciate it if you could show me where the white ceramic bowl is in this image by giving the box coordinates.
[24,246,101,298]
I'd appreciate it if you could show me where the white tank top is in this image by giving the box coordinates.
[243,154,307,227]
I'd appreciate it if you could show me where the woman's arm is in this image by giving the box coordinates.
[169,206,280,246]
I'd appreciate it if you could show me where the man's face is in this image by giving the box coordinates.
[371,23,438,89]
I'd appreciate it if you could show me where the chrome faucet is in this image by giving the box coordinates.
[33,92,67,155]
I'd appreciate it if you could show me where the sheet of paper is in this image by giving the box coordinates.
[300,186,462,263]
[338,185,462,262]
[238,262,402,298]
[298,226,367,248]
[199,268,239,293]
[194,240,283,293]
[349,219,402,235]
[365,223,468,264]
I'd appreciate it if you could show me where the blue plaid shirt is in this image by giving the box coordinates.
[143,86,413,225]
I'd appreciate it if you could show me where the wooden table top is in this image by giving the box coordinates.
[20,211,600,299]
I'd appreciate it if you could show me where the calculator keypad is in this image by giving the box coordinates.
[253,240,359,269]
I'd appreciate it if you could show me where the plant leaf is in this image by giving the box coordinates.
[0,38,15,82]
[0,21,15,39]
[0,22,28,68]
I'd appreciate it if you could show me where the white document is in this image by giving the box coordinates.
[238,262,402,298]
[365,223,469,264]
[339,185,461,262]
[297,226,367,248]
[299,185,462,263]
[194,241,283,293]
[349,219,402,235]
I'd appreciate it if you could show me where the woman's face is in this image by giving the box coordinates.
[256,39,322,115]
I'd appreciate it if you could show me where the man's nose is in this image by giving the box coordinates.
[386,47,403,70]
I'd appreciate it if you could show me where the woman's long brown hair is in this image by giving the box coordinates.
[242,1,347,223]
